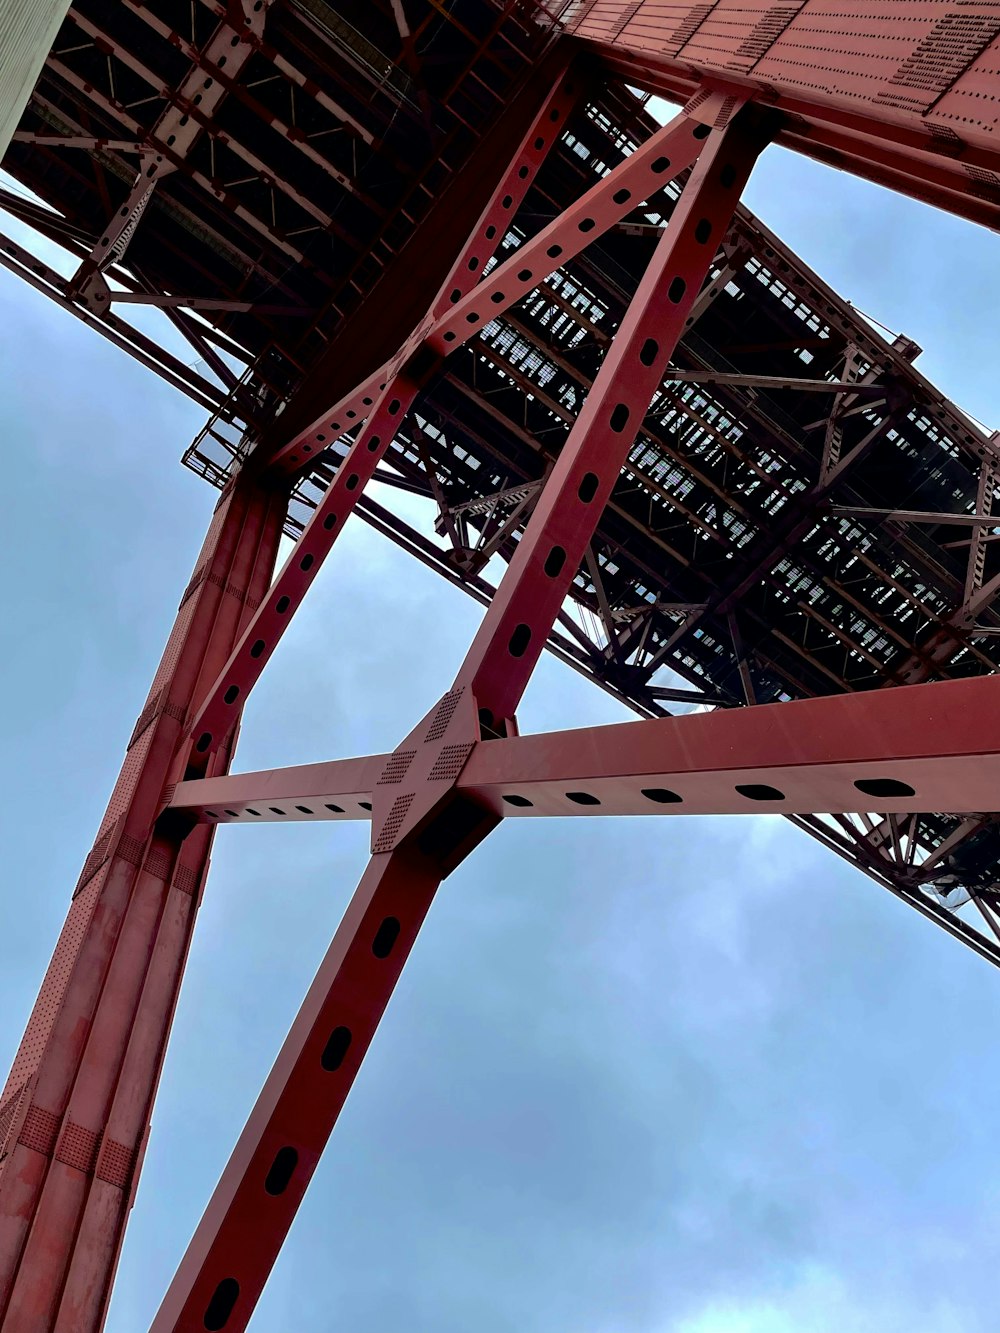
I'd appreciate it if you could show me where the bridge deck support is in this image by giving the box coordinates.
[147,100,766,1333]
[0,474,284,1333]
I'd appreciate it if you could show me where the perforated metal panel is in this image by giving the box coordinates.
[423,688,465,743]
[96,1135,138,1191]
[373,793,416,853]
[377,750,418,785]
[17,1105,59,1158]
[55,1120,100,1174]
[427,744,476,784]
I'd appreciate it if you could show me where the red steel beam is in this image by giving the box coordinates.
[189,93,738,758]
[10,133,145,152]
[152,848,446,1333]
[453,103,770,724]
[165,673,1000,823]
[186,66,584,755]
[6,7,1000,1333]
[0,473,285,1333]
[150,688,499,1333]
[13,87,299,297]
[64,7,356,247]
[187,93,738,753]
[109,294,305,314]
[144,103,769,1333]
[0,228,229,414]
[777,117,1000,234]
[264,89,732,477]
[190,373,422,760]
[118,0,378,208]
[572,1,1000,217]
[44,58,315,273]
[458,674,1000,818]
[164,754,385,823]
[190,0,378,147]
[65,0,278,295]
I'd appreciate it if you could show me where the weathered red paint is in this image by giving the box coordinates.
[4,2,1000,1329]
[0,475,284,1332]
[165,671,1000,825]
[572,1,1000,222]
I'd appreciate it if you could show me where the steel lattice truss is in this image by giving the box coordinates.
[1,2,1000,1330]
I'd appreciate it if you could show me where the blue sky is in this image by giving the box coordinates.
[2,141,1000,1333]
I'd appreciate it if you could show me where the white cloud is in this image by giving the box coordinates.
[669,1265,969,1333]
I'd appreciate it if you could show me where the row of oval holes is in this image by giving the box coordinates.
[289,85,576,467]
[202,915,401,1329]
[439,121,716,345]
[196,398,408,751]
[494,143,730,669]
[290,382,382,462]
[205,777,914,823]
[207,801,370,818]
[129,33,252,193]
[442,95,570,303]
[499,776,916,807]
[304,389,400,456]
[202,113,729,1333]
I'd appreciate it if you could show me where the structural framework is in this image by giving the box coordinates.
[1,2,1000,1329]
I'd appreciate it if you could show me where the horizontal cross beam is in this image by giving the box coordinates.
[166,755,383,824]
[10,132,145,152]
[165,675,1000,828]
[110,293,308,315]
[831,505,1000,528]
[664,371,887,394]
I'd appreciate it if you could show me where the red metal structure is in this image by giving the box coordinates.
[1,2,1000,1329]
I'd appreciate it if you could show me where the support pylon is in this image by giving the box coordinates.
[0,473,284,1332]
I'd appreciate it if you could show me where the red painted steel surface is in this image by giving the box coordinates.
[193,376,422,757]
[265,90,727,478]
[0,474,284,1331]
[165,672,1000,824]
[67,0,277,316]
[150,688,498,1332]
[151,848,445,1333]
[264,67,581,476]
[571,1,1000,224]
[169,754,387,824]
[187,72,584,751]
[190,95,738,755]
[458,673,1000,816]
[456,103,769,722]
[142,109,768,1333]
[5,2,1000,1328]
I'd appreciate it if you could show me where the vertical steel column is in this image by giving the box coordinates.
[0,470,285,1333]
[146,100,769,1333]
